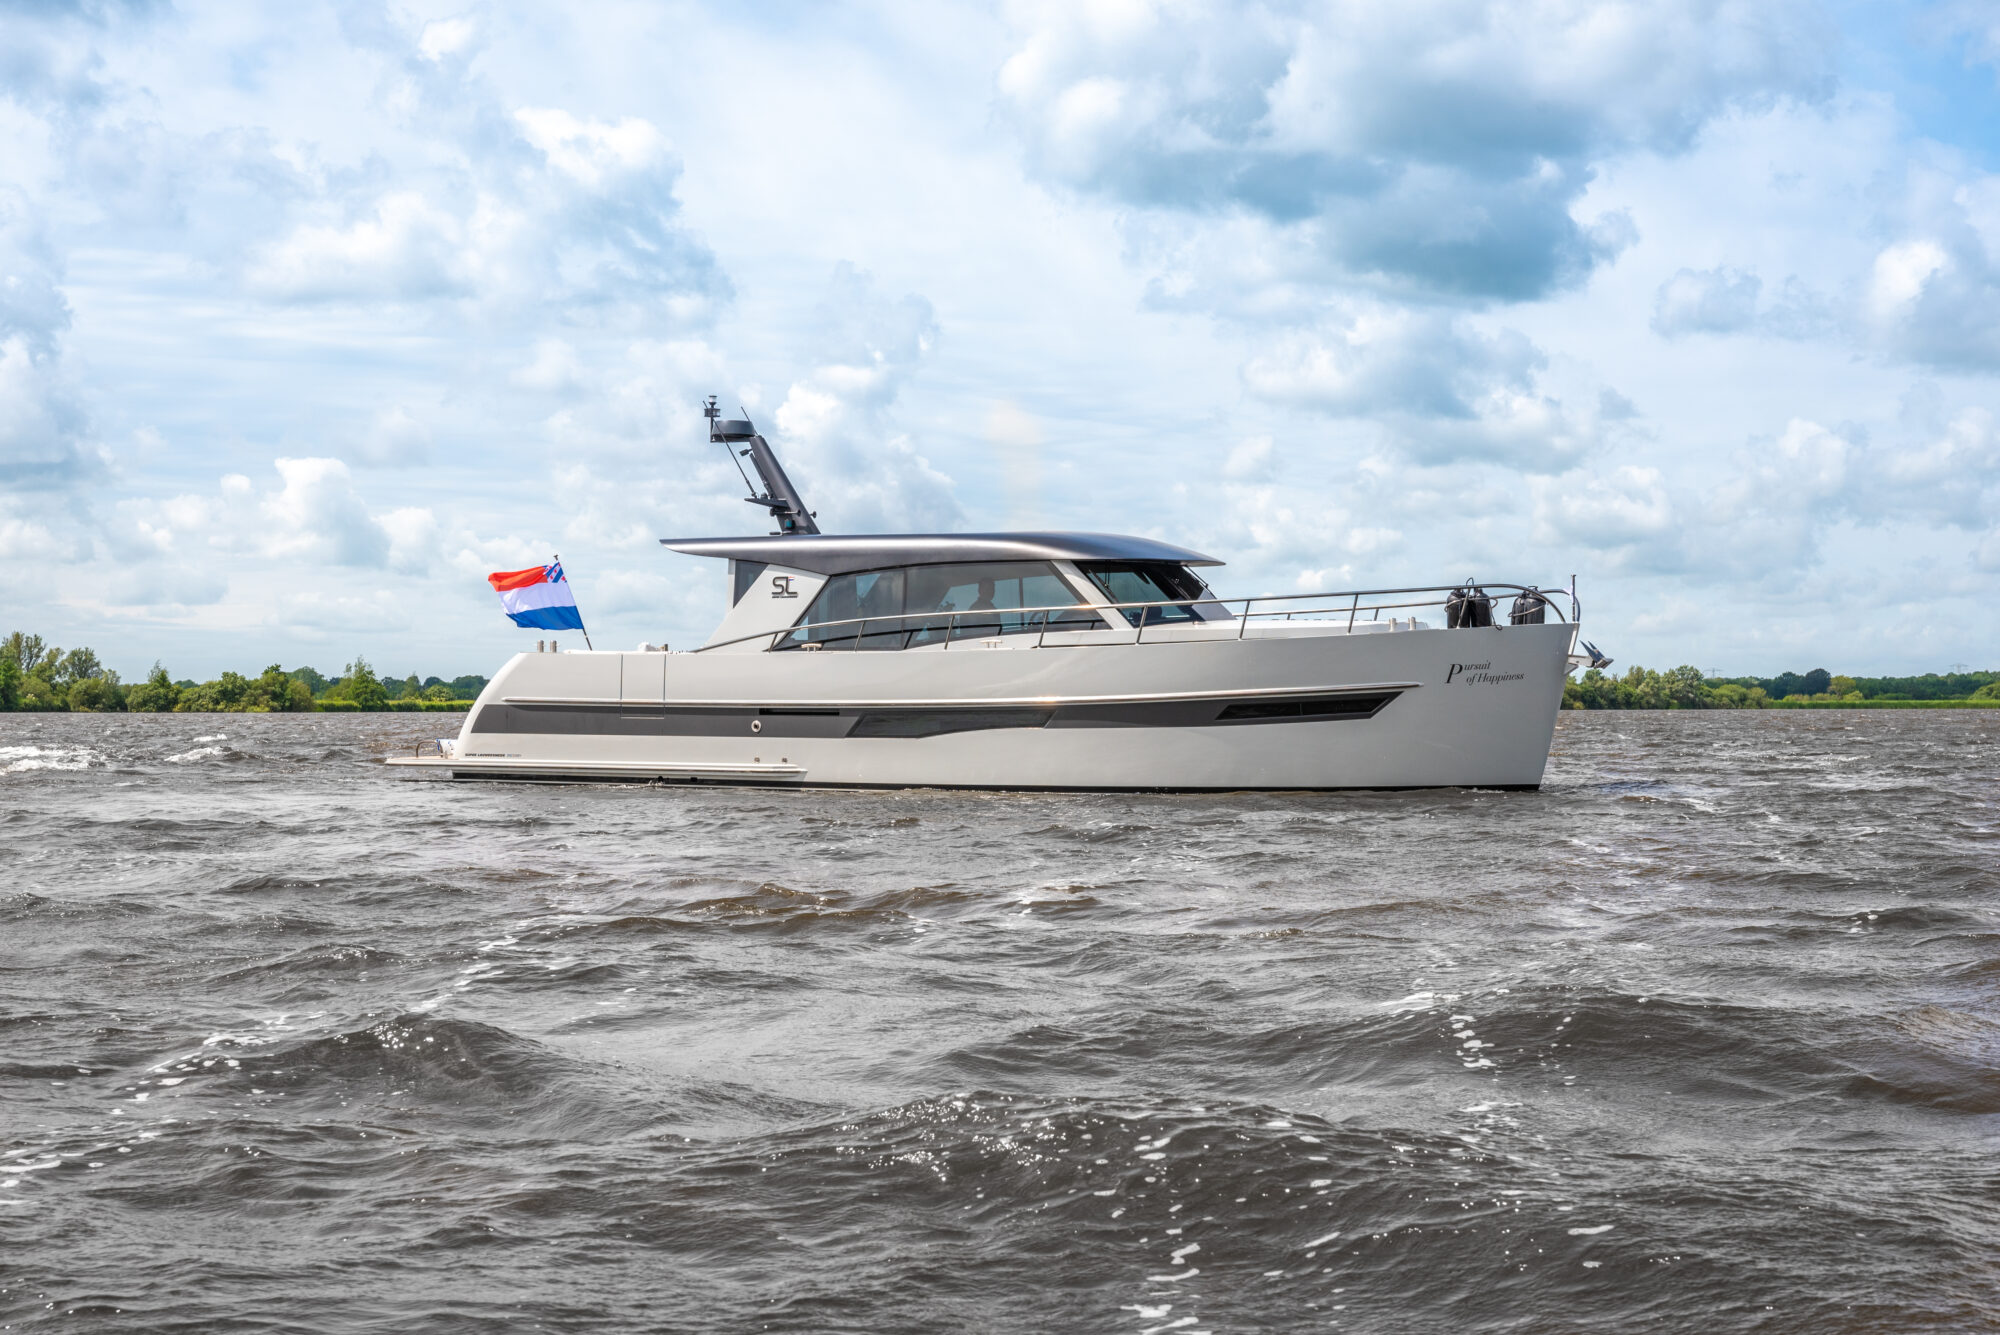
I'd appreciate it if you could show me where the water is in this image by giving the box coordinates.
[2,711,1996,1332]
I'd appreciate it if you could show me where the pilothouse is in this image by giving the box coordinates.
[390,399,1596,789]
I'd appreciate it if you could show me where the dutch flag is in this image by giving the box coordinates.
[488,561,586,631]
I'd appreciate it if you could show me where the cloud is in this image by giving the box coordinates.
[0,196,104,492]
[512,338,587,393]
[1649,269,1832,341]
[241,457,390,565]
[1540,410,2000,579]
[1243,308,1538,418]
[1860,405,2000,529]
[0,511,90,562]
[128,458,420,571]
[249,190,471,301]
[196,49,727,321]
[766,264,960,533]
[0,333,102,489]
[100,563,227,608]
[1241,304,1608,470]
[1000,0,1833,301]
[514,108,668,190]
[1651,266,1761,335]
[1222,434,1273,481]
[274,590,413,637]
[417,16,478,64]
[1536,464,1679,561]
[1859,163,2000,369]
[345,407,432,468]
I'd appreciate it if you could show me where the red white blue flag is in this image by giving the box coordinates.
[488,561,585,631]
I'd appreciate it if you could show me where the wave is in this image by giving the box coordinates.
[0,744,103,773]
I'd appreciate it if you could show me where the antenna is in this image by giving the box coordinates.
[708,395,758,497]
[704,396,821,535]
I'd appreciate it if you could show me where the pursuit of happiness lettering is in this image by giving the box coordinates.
[1445,662,1525,686]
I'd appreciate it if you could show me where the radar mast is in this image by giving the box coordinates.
[705,396,820,536]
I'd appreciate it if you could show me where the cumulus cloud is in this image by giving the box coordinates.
[243,103,721,316]
[417,16,478,64]
[1650,266,1833,340]
[1241,305,1610,470]
[1000,0,1832,301]
[125,457,436,572]
[1202,452,1407,587]
[1651,266,1761,336]
[1540,410,2000,578]
[766,264,960,533]
[1536,465,1680,564]
[1857,163,2000,369]
[250,191,470,302]
[0,333,101,489]
[237,458,390,565]
[0,195,106,500]
[25,9,715,327]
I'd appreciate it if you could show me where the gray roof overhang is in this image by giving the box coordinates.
[659,531,1223,576]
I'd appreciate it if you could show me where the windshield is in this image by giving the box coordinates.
[1074,562,1220,626]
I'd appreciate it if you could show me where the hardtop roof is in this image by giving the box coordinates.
[659,531,1223,577]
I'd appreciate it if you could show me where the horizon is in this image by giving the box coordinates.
[6,3,2000,678]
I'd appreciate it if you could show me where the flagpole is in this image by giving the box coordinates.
[553,553,593,650]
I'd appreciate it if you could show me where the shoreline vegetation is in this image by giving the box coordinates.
[0,633,486,714]
[1566,665,2000,710]
[3,631,1996,714]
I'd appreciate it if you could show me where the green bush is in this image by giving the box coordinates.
[1564,664,1751,710]
[125,664,182,712]
[67,674,126,712]
[323,656,388,710]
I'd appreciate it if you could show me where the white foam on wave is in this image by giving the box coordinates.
[193,734,226,743]
[164,746,225,764]
[1,745,101,774]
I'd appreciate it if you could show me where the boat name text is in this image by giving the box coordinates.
[1446,661,1525,686]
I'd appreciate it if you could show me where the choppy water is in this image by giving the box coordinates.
[2,711,1997,1333]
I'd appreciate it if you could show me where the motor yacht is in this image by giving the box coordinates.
[389,401,1603,790]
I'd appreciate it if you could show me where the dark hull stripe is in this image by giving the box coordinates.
[470,692,1401,738]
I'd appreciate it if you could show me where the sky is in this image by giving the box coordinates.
[5,0,2000,680]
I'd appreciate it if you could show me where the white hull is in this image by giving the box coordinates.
[390,621,1577,791]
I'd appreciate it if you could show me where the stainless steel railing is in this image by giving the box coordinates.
[691,582,1571,654]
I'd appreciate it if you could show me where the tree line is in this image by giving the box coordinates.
[0,633,487,713]
[1568,665,2000,709]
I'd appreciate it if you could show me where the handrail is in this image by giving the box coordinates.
[690,581,1568,654]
